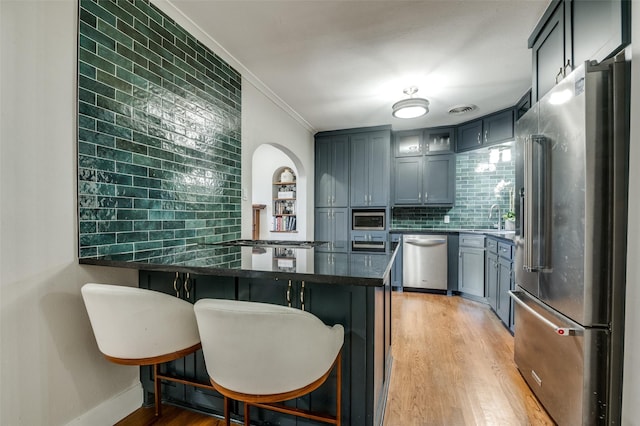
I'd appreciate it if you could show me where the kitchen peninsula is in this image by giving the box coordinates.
[80,241,395,426]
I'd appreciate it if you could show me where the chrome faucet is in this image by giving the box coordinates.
[489,204,502,230]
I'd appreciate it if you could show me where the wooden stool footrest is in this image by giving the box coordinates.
[250,402,338,425]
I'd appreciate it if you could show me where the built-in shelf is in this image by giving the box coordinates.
[272,169,297,233]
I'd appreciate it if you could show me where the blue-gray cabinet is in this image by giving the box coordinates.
[315,135,349,208]
[485,239,499,312]
[315,208,348,253]
[455,109,514,152]
[484,237,514,329]
[393,154,455,206]
[529,0,630,102]
[350,131,390,207]
[389,234,403,289]
[458,234,485,298]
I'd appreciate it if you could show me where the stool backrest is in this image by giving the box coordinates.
[194,299,344,395]
[81,283,200,361]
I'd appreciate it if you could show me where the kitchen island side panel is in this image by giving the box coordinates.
[138,269,390,426]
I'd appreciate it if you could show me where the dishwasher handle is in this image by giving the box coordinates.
[404,238,447,247]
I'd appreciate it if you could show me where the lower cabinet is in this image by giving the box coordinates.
[138,270,391,426]
[458,234,485,298]
[315,208,348,252]
[139,271,236,415]
[484,238,515,329]
[389,234,403,289]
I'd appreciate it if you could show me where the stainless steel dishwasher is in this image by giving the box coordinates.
[402,234,448,290]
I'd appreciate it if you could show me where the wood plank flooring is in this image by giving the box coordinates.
[115,292,554,425]
[383,292,553,426]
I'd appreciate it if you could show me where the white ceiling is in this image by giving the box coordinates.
[168,0,550,132]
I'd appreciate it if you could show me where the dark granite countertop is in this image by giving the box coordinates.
[79,243,397,287]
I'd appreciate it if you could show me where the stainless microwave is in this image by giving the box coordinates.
[352,210,386,231]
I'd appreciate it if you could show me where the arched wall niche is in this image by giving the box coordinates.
[251,143,308,240]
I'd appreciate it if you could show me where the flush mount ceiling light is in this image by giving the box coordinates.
[392,87,429,119]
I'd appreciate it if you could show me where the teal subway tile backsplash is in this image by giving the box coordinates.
[78,0,241,263]
[392,148,516,230]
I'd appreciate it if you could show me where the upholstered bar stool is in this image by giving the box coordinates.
[194,299,344,426]
[81,283,202,417]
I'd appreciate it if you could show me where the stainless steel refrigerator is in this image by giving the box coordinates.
[511,53,629,425]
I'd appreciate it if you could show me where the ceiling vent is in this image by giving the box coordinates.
[448,104,477,115]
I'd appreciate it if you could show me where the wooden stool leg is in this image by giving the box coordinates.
[153,364,162,417]
[224,396,231,426]
[244,402,251,426]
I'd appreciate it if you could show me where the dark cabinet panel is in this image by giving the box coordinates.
[497,257,512,326]
[529,0,630,102]
[571,0,630,67]
[315,135,349,208]
[423,154,455,205]
[531,1,566,102]
[394,130,423,157]
[483,109,514,145]
[456,120,483,152]
[315,208,348,253]
[393,154,455,206]
[393,157,421,205]
[486,251,499,311]
[456,110,514,152]
[350,131,390,207]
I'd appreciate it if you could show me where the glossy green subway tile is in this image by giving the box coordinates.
[78,115,96,131]
[96,120,132,139]
[96,145,132,163]
[117,0,148,24]
[117,231,149,243]
[149,19,174,44]
[80,21,115,50]
[79,128,115,147]
[116,43,147,68]
[96,95,132,118]
[149,230,175,241]
[79,101,115,123]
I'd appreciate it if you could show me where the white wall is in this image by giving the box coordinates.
[0,2,140,425]
[621,4,640,424]
[0,1,314,425]
[241,84,314,241]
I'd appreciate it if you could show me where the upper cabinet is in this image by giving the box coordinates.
[529,0,630,102]
[315,135,349,207]
[455,109,514,153]
[350,130,390,207]
[393,127,456,207]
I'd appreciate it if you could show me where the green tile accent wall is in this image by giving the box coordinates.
[78,0,242,263]
[392,149,516,230]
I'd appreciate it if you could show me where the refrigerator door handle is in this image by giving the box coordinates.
[509,290,582,336]
[523,135,551,272]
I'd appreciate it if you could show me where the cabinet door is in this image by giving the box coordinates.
[350,134,369,207]
[394,130,423,157]
[456,120,483,152]
[367,131,390,207]
[393,157,421,205]
[531,2,566,101]
[483,110,514,145]
[485,252,499,311]
[497,257,512,327]
[423,154,455,205]
[571,0,629,67]
[315,137,332,207]
[424,127,453,154]
[315,136,348,207]
[315,208,348,253]
[332,136,350,207]
[458,248,485,297]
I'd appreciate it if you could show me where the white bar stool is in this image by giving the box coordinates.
[81,283,202,417]
[194,299,344,426]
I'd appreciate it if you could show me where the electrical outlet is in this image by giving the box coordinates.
[444,215,450,224]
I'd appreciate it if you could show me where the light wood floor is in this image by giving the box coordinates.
[116,292,554,425]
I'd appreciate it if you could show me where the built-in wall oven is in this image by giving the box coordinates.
[351,210,387,252]
[352,210,385,231]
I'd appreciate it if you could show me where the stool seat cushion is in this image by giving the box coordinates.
[194,299,344,396]
[82,283,200,361]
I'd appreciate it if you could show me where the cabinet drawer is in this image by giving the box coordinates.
[498,242,514,260]
[459,234,485,248]
[486,238,498,253]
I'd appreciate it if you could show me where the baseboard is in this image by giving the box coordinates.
[66,382,143,426]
